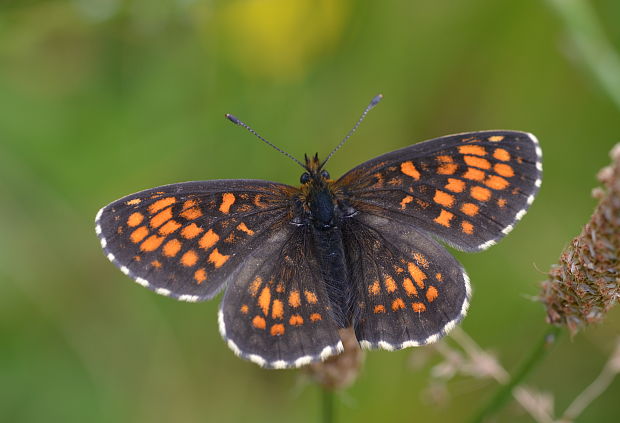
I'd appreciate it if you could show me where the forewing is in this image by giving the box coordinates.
[219,226,343,368]
[95,180,296,302]
[336,131,542,251]
[343,213,470,349]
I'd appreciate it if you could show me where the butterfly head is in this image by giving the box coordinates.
[300,153,330,186]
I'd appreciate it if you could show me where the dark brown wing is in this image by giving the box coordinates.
[95,180,296,302]
[335,131,542,251]
[219,224,343,368]
[342,213,470,349]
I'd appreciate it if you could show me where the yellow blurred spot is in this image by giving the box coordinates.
[216,0,351,80]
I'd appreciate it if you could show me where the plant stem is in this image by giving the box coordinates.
[469,325,562,423]
[322,387,334,423]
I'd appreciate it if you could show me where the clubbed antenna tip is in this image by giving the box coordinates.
[370,93,384,107]
[225,114,241,125]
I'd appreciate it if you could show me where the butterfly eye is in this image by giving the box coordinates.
[300,172,311,184]
[320,170,330,179]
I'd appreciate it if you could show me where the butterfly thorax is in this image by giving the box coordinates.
[298,154,345,230]
[298,154,354,326]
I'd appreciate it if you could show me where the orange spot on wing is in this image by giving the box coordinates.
[181,249,198,267]
[180,206,202,220]
[493,148,510,161]
[402,278,418,297]
[150,208,173,228]
[276,282,284,293]
[159,220,181,235]
[236,222,255,235]
[373,305,386,314]
[413,252,429,268]
[464,155,491,169]
[426,286,439,302]
[252,315,266,330]
[372,172,384,186]
[148,197,176,214]
[434,189,455,207]
[130,226,149,243]
[183,200,198,209]
[151,260,161,268]
[408,262,427,289]
[488,135,504,142]
[270,324,285,336]
[194,268,207,284]
[163,239,181,257]
[199,229,219,250]
[494,163,514,177]
[271,299,284,319]
[391,298,405,311]
[400,195,413,209]
[288,290,301,307]
[471,186,492,201]
[384,276,397,293]
[126,198,141,205]
[368,280,381,296]
[249,277,262,296]
[463,167,486,181]
[497,198,507,208]
[140,235,164,252]
[304,290,318,304]
[412,302,426,312]
[434,209,454,227]
[437,156,457,175]
[289,314,304,325]
[485,175,509,190]
[181,223,203,239]
[459,145,487,156]
[258,286,271,315]
[240,304,249,314]
[310,313,322,322]
[461,221,474,235]
[254,195,266,207]
[436,272,443,281]
[445,178,466,193]
[219,193,235,213]
[401,161,421,180]
[460,203,479,216]
[208,248,230,268]
[127,212,144,227]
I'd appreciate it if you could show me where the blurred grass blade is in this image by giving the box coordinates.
[546,0,620,111]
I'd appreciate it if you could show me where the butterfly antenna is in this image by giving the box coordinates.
[225,114,306,169]
[321,93,383,167]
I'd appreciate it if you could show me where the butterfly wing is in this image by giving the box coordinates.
[343,213,470,349]
[219,225,343,368]
[95,180,297,302]
[96,179,343,367]
[335,131,542,251]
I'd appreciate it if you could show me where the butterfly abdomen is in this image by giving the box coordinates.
[310,225,351,328]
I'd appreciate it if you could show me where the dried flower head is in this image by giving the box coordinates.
[541,144,620,334]
[306,328,365,390]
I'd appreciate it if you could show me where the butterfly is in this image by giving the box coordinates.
[95,95,542,369]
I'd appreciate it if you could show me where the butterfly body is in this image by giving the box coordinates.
[96,129,542,368]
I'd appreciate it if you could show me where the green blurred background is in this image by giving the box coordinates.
[1,0,619,422]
